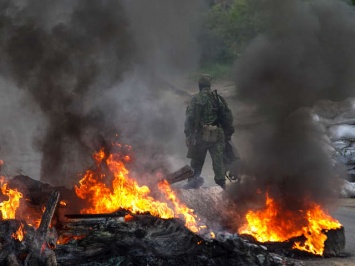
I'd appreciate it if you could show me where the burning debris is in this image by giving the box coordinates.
[73,144,207,233]
[1,144,340,266]
[0,159,299,266]
[1,1,355,264]
[177,185,346,258]
[237,193,343,256]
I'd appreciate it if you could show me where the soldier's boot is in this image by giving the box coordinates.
[215,179,226,190]
[182,176,204,189]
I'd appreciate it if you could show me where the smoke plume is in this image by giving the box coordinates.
[0,0,205,186]
[234,0,355,207]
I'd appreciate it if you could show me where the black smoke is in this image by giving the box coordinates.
[0,0,205,186]
[233,0,355,208]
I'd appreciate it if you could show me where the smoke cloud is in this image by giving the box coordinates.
[0,0,205,186]
[233,0,355,208]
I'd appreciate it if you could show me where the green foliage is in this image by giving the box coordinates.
[198,0,262,79]
[200,0,260,66]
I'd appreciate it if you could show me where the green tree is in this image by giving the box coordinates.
[200,0,260,66]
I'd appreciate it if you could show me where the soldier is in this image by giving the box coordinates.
[184,74,234,189]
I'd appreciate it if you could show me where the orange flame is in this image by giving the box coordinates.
[124,213,134,222]
[0,176,23,219]
[12,223,25,241]
[158,180,204,233]
[75,145,205,233]
[238,193,342,255]
[28,219,42,229]
[293,204,342,255]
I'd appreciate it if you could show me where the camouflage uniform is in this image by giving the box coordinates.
[184,75,234,189]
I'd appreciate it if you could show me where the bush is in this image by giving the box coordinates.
[200,0,260,66]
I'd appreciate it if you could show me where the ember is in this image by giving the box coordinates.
[11,223,25,241]
[124,213,134,222]
[75,144,206,233]
[238,193,342,255]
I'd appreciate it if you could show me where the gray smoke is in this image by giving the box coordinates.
[0,0,205,186]
[234,0,355,208]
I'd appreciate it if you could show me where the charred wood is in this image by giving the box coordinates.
[324,227,346,257]
[37,190,60,237]
[164,165,194,184]
[24,190,60,266]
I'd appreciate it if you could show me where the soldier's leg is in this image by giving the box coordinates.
[190,148,207,178]
[184,146,207,189]
[209,138,226,189]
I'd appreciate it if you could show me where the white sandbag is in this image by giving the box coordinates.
[334,152,352,165]
[332,140,351,150]
[328,125,355,140]
[339,147,355,159]
[340,180,355,198]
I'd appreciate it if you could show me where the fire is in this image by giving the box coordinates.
[238,193,342,255]
[158,180,204,232]
[293,204,342,255]
[0,176,23,219]
[75,145,204,232]
[12,223,25,241]
[27,218,42,229]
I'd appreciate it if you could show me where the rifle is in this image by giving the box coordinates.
[211,90,240,179]
[187,103,202,159]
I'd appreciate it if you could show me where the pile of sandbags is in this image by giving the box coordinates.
[313,98,355,197]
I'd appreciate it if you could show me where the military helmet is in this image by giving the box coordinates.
[198,74,212,88]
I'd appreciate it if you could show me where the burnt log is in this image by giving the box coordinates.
[324,226,346,257]
[164,165,194,184]
[37,190,60,237]
[24,190,60,266]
